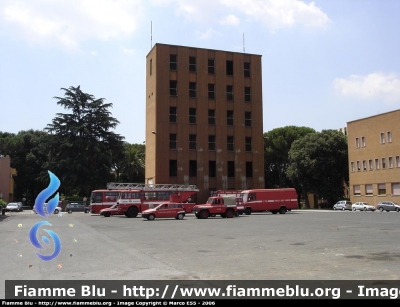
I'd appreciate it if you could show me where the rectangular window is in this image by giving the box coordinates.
[208,135,216,151]
[189,134,196,150]
[357,161,360,171]
[227,136,234,151]
[378,183,386,195]
[387,131,392,142]
[362,136,365,147]
[169,134,177,149]
[208,84,215,99]
[389,156,393,168]
[189,160,197,177]
[169,107,177,123]
[189,108,196,124]
[244,62,250,78]
[246,161,253,177]
[170,80,177,96]
[245,111,251,127]
[227,85,233,100]
[209,161,216,177]
[208,109,215,125]
[226,60,233,76]
[392,183,400,195]
[380,132,385,144]
[362,160,366,171]
[170,54,177,70]
[369,159,373,170]
[382,158,386,169]
[351,162,355,172]
[245,87,251,102]
[375,158,380,170]
[245,137,252,151]
[150,59,152,76]
[355,138,359,148]
[227,110,234,126]
[354,185,361,196]
[228,161,235,177]
[366,184,373,196]
[396,156,400,168]
[189,56,196,72]
[189,82,196,98]
[169,160,177,177]
[208,59,215,74]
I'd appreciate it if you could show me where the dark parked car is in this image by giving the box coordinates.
[376,201,400,212]
[65,203,90,213]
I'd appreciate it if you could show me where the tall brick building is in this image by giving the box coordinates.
[145,44,264,203]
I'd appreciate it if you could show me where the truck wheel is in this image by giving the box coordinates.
[126,206,139,218]
[176,213,184,220]
[104,212,111,217]
[279,207,287,214]
[199,210,209,219]
[245,208,252,215]
[147,214,155,221]
[226,210,234,218]
[195,213,202,219]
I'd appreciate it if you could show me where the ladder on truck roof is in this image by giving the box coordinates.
[106,182,199,191]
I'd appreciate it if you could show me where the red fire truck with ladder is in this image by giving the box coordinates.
[96,182,199,218]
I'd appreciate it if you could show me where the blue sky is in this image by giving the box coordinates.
[1,0,400,144]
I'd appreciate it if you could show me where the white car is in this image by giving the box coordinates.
[352,202,376,212]
[33,203,62,214]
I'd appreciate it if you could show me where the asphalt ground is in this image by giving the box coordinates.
[1,209,400,299]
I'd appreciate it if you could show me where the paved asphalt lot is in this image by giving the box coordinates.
[1,209,400,299]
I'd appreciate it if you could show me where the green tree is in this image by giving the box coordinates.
[286,129,349,208]
[44,86,125,196]
[119,143,145,182]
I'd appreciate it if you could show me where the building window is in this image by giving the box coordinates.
[228,161,235,177]
[170,80,177,96]
[245,137,252,152]
[189,160,197,177]
[244,62,250,78]
[365,184,373,196]
[362,136,365,147]
[208,109,215,125]
[189,82,196,98]
[375,158,380,170]
[354,185,361,196]
[392,183,400,195]
[189,134,196,150]
[362,160,366,171]
[189,108,196,124]
[246,161,253,177]
[227,136,234,151]
[189,56,196,72]
[245,111,251,127]
[355,138,359,148]
[357,161,360,171]
[208,59,215,74]
[389,156,393,168]
[226,60,233,76]
[150,59,152,76]
[209,135,216,151]
[208,84,215,99]
[227,110,234,126]
[382,158,386,169]
[396,156,400,168]
[351,162,355,172]
[380,132,385,144]
[169,134,177,149]
[369,159,373,170]
[170,54,177,70]
[387,131,392,142]
[245,87,251,102]
[169,160,177,177]
[227,85,233,100]
[209,161,216,177]
[378,183,386,195]
[169,107,177,123]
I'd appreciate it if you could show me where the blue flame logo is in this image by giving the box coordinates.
[29,171,62,261]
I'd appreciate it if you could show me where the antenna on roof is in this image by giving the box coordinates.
[151,21,152,49]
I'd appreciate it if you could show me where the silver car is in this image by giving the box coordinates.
[352,201,376,212]
[377,201,400,212]
[333,200,352,211]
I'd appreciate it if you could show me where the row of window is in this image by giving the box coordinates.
[169,81,252,101]
[354,131,392,148]
[351,155,400,171]
[169,160,253,178]
[169,134,253,152]
[169,107,252,126]
[353,183,400,196]
[169,55,251,77]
